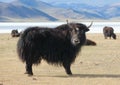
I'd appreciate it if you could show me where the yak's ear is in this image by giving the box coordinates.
[85,22,93,32]
[85,28,90,32]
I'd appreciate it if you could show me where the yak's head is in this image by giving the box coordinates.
[67,23,81,46]
[56,22,92,46]
[68,23,92,46]
[68,22,92,46]
[112,33,116,39]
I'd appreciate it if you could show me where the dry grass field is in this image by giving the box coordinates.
[0,33,120,85]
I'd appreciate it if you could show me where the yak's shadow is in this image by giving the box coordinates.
[54,74,120,78]
[35,74,120,78]
[75,74,120,78]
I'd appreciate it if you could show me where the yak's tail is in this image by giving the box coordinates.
[17,27,35,62]
[17,27,41,64]
[17,28,30,62]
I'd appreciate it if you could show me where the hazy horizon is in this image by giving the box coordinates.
[0,21,120,33]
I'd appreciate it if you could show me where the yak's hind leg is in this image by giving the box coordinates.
[25,55,42,76]
[63,62,72,75]
[25,61,33,76]
[104,33,107,39]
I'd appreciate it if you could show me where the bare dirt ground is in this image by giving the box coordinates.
[0,33,120,85]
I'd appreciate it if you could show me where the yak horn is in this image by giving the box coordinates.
[88,21,93,28]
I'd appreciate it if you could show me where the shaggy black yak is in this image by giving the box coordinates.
[17,23,90,76]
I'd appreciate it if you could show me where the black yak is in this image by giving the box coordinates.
[103,26,116,39]
[17,23,90,76]
[11,29,20,37]
[85,39,96,46]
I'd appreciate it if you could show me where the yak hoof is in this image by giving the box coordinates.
[28,74,33,76]
[24,71,33,76]
[68,73,72,75]
[67,72,72,76]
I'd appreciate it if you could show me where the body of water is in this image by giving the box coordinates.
[0,21,120,33]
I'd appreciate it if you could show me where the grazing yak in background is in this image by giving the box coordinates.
[17,22,91,76]
[85,39,96,46]
[103,26,116,39]
[11,29,20,37]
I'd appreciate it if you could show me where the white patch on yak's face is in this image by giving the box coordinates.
[71,27,80,46]
[76,27,79,31]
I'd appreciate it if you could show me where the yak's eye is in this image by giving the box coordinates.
[80,30,85,34]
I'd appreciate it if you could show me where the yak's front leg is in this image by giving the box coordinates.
[63,62,72,75]
[25,62,33,76]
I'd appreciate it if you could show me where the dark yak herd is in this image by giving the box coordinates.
[11,22,116,76]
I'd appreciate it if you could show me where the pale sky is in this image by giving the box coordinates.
[42,0,120,6]
[0,0,120,6]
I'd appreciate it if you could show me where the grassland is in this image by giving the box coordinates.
[0,33,120,85]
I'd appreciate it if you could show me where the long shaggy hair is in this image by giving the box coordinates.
[17,23,89,76]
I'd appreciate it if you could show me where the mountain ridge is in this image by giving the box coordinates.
[0,0,120,21]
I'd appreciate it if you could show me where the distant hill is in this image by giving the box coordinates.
[11,0,86,20]
[51,2,120,20]
[0,0,120,21]
[0,1,57,21]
